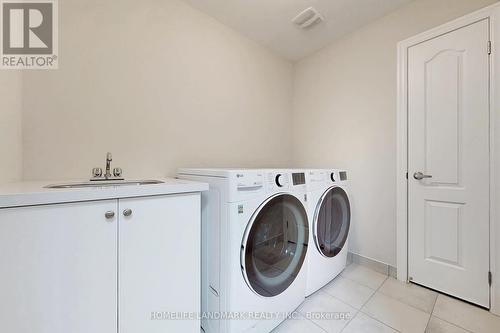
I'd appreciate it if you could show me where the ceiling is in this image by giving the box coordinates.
[183,0,414,61]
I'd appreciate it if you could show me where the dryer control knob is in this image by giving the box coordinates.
[330,173,336,182]
[275,174,285,187]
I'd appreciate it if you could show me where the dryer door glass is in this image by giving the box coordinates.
[315,187,351,258]
[242,194,309,297]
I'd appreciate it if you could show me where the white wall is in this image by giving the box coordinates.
[292,0,498,266]
[3,0,497,269]
[0,72,23,183]
[21,0,293,180]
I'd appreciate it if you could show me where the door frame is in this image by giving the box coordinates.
[396,2,500,314]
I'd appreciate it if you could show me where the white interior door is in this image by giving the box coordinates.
[408,19,490,307]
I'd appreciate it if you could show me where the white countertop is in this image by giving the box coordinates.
[0,178,208,209]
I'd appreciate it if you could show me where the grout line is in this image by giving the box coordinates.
[430,294,438,315]
[430,289,483,333]
[338,310,360,333]
[424,293,439,332]
[339,264,389,290]
[301,292,357,333]
[339,273,384,290]
[340,263,388,303]
[309,263,401,333]
[366,276,435,332]
[432,313,475,333]
[306,272,361,333]
[376,275,441,316]
[358,311,402,333]
[299,312,329,333]
[324,293,360,331]
[318,290,360,332]
[327,292,364,310]
[357,276,403,332]
[349,251,398,276]
[360,275,388,310]
[336,263,482,333]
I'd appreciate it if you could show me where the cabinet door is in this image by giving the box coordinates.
[119,194,201,333]
[0,200,118,333]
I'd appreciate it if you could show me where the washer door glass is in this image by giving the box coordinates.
[242,194,308,297]
[315,187,351,258]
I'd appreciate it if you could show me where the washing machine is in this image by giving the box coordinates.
[177,169,309,333]
[304,169,351,297]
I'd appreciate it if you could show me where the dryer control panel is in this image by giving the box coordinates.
[327,170,348,184]
[292,172,306,185]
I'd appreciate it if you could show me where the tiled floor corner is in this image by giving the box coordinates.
[271,313,326,333]
[377,277,437,313]
[322,276,376,309]
[363,292,430,332]
[297,291,356,332]
[343,312,398,333]
[340,263,388,290]
[271,263,500,333]
[432,294,500,333]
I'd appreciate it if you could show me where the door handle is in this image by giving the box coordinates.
[123,209,133,217]
[413,172,432,180]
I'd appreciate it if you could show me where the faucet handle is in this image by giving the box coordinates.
[113,167,123,178]
[92,167,103,178]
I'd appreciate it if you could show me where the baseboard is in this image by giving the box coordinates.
[347,252,397,278]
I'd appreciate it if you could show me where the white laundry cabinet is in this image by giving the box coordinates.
[0,192,202,333]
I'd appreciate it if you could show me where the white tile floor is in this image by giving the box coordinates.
[271,263,500,333]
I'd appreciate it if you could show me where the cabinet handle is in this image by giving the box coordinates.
[123,209,133,217]
[105,211,115,219]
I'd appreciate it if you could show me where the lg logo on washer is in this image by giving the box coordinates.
[1,0,58,69]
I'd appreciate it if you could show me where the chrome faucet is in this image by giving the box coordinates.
[91,152,123,181]
[105,152,113,179]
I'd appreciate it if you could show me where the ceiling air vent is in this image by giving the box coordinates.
[292,7,324,30]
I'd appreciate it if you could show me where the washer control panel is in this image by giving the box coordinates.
[267,172,290,190]
[275,174,286,187]
[235,173,264,190]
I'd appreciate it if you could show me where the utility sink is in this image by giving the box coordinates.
[44,180,165,189]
